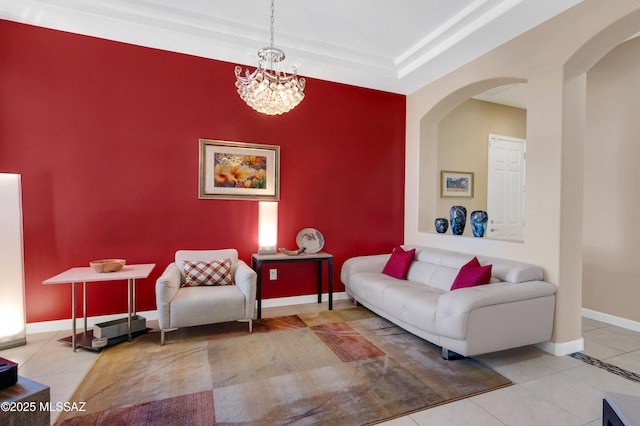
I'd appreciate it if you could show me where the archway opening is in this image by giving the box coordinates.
[417,78,527,236]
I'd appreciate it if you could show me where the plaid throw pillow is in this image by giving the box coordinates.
[183,259,234,287]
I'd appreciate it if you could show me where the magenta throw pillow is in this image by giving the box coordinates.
[451,257,492,290]
[460,256,481,270]
[382,246,415,280]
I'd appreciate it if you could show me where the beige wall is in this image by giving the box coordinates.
[405,0,640,352]
[432,99,526,236]
[583,38,640,321]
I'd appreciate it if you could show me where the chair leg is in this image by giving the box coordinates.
[160,328,178,346]
[238,319,253,333]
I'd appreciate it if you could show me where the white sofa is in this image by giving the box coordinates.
[155,249,256,345]
[341,245,556,358]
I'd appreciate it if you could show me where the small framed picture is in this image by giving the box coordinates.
[199,139,280,200]
[441,170,474,198]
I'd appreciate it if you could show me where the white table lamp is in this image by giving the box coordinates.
[258,201,278,254]
[0,174,27,349]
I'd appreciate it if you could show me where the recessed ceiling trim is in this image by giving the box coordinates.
[397,0,524,78]
[0,0,584,94]
[395,0,490,66]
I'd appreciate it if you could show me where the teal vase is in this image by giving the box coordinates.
[470,211,488,237]
[450,206,466,236]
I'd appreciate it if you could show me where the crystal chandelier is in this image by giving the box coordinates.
[234,0,305,115]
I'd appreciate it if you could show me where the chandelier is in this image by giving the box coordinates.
[234,0,305,115]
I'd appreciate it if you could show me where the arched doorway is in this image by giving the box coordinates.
[560,9,640,340]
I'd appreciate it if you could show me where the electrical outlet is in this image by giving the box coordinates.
[269,269,277,280]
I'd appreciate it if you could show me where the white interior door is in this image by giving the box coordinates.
[487,134,526,241]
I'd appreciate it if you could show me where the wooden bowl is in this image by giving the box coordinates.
[89,259,126,273]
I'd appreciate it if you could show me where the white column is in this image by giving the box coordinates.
[0,174,26,349]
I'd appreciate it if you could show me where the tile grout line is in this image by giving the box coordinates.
[570,352,640,383]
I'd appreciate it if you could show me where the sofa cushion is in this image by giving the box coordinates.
[382,283,443,334]
[477,256,543,283]
[183,259,234,287]
[405,245,544,284]
[349,272,399,308]
[169,285,246,328]
[382,246,415,280]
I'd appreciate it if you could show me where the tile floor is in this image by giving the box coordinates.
[2,300,639,425]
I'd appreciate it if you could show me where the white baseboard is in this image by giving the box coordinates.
[582,308,640,332]
[536,338,584,356]
[260,292,350,309]
[26,310,159,334]
[25,292,352,334]
[537,308,640,356]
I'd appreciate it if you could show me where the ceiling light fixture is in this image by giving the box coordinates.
[234,0,305,115]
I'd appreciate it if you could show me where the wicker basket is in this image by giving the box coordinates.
[89,259,126,273]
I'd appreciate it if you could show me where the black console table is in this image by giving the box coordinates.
[251,252,333,318]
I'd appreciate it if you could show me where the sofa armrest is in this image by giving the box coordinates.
[435,280,557,340]
[341,254,390,285]
[234,260,257,319]
[155,263,182,330]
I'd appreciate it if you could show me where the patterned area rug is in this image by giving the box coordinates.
[56,307,511,425]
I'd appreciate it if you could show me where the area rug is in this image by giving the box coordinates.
[56,307,511,425]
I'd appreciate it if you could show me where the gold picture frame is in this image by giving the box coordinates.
[441,170,474,198]
[199,139,280,200]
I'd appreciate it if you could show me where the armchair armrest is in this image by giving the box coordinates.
[155,263,182,330]
[234,260,257,319]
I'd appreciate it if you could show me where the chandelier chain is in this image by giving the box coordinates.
[269,0,275,48]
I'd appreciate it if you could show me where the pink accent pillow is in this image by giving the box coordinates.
[460,256,481,270]
[382,246,415,280]
[451,257,492,290]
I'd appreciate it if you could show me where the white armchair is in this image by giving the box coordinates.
[155,249,256,345]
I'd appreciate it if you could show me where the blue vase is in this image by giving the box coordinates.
[470,210,488,237]
[450,206,467,236]
[434,218,448,233]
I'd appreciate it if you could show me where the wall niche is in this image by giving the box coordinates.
[418,81,527,240]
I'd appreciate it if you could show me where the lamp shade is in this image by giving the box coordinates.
[258,201,278,254]
[0,174,26,349]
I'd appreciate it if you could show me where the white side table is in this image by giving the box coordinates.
[43,263,155,351]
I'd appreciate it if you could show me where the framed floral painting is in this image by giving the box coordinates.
[199,139,280,200]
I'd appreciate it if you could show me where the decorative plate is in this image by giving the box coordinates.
[296,228,325,254]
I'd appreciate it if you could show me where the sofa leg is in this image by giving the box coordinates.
[442,347,465,360]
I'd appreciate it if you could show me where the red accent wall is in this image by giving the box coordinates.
[0,20,406,323]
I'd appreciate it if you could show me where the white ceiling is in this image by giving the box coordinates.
[0,0,582,95]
